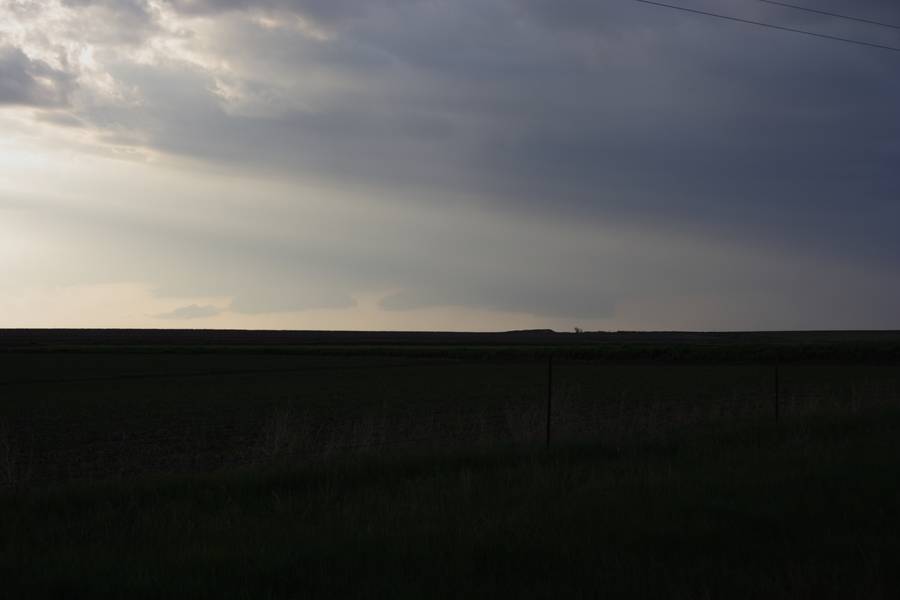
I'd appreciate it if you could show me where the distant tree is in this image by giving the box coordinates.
[574,327,583,334]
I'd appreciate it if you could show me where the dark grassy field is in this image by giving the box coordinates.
[3,351,899,487]
[6,328,900,361]
[2,330,900,597]
[3,411,900,599]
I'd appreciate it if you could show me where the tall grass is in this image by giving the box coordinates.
[0,419,31,490]
[2,408,900,599]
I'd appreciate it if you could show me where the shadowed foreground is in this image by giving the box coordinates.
[2,409,899,599]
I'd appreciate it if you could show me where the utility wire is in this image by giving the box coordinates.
[630,0,900,52]
[749,0,900,31]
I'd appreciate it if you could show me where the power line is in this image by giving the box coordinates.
[629,0,900,53]
[749,0,900,31]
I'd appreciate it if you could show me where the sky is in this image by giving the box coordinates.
[1,0,898,331]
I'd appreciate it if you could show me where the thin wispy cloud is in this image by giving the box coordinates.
[153,304,222,320]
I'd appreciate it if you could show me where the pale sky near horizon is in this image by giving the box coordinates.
[1,0,899,331]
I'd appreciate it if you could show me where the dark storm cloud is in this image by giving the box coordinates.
[75,0,900,317]
[0,45,75,107]
[116,0,900,270]
[8,0,900,323]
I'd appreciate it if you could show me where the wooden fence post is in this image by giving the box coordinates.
[546,356,553,450]
[774,364,780,423]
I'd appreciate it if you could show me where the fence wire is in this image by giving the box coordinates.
[2,357,899,487]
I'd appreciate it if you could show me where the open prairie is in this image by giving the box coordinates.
[3,332,900,486]
[2,330,900,598]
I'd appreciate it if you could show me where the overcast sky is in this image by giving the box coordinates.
[1,0,898,330]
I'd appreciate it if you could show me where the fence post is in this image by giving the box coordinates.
[546,356,553,450]
[773,364,780,423]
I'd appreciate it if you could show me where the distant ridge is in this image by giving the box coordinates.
[502,329,557,335]
[2,328,900,349]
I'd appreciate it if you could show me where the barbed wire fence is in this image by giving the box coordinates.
[245,358,900,463]
[3,357,900,487]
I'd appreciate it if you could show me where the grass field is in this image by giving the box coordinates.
[2,335,900,597]
[2,409,900,598]
[2,351,899,486]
